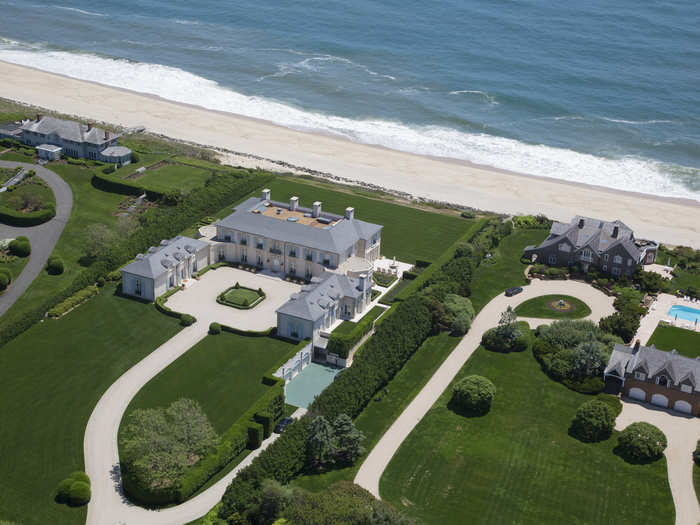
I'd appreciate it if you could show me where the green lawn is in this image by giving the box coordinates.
[292,332,460,491]
[0,284,182,525]
[515,294,592,319]
[121,332,296,434]
[0,177,56,212]
[469,228,548,312]
[0,149,36,162]
[332,305,386,337]
[266,178,472,264]
[648,323,700,358]
[0,166,20,183]
[220,286,263,309]
[133,163,212,194]
[380,345,674,525]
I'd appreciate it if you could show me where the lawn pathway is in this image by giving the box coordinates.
[0,160,73,317]
[354,279,615,497]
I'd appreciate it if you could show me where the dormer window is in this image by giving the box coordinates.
[655,375,669,387]
[681,384,693,394]
[613,255,622,264]
[634,371,646,381]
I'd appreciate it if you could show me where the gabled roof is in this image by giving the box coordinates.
[605,343,700,390]
[21,116,120,145]
[215,197,382,254]
[121,235,208,279]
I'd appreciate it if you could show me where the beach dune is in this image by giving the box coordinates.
[1,60,698,247]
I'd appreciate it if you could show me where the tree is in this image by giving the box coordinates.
[84,223,116,260]
[617,422,667,463]
[252,479,294,525]
[599,312,639,343]
[569,399,615,442]
[496,306,520,342]
[306,416,335,469]
[451,375,496,415]
[333,414,365,464]
[571,335,608,378]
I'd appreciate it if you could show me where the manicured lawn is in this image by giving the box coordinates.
[0,177,55,212]
[380,345,674,525]
[220,286,263,309]
[135,163,212,194]
[0,284,181,525]
[469,228,548,312]
[332,305,386,336]
[266,178,472,264]
[122,332,297,434]
[515,294,592,319]
[648,323,700,358]
[292,332,460,491]
[0,149,36,162]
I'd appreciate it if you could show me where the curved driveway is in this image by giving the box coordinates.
[354,279,615,498]
[0,161,72,317]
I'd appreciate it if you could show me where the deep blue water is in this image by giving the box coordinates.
[1,0,699,199]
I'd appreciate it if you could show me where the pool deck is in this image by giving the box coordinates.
[636,293,700,345]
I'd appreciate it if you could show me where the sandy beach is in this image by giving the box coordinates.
[1,60,698,247]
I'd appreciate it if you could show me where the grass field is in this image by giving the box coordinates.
[121,332,296,434]
[648,323,700,358]
[380,344,674,525]
[469,228,548,312]
[265,178,472,264]
[0,148,35,163]
[0,177,55,212]
[292,332,460,491]
[0,284,181,525]
[515,294,592,319]
[220,286,263,309]
[332,305,386,337]
[133,163,212,194]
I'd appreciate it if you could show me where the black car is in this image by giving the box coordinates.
[505,286,523,297]
[274,417,294,434]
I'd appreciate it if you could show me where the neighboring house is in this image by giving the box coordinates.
[604,341,700,416]
[16,114,132,164]
[523,216,657,277]
[214,189,382,279]
[277,272,373,349]
[121,236,211,301]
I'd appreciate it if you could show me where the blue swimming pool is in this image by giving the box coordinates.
[668,305,700,324]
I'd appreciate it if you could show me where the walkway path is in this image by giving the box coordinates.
[0,160,72,317]
[354,279,615,498]
[616,400,700,525]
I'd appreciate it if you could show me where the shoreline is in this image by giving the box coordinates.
[1,60,699,247]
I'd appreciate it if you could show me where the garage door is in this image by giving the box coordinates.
[628,387,646,401]
[651,393,669,408]
[674,400,692,414]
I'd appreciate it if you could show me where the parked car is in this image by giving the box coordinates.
[274,417,294,434]
[505,286,523,297]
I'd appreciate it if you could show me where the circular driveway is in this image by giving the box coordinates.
[165,266,302,330]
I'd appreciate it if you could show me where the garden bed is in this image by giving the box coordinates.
[217,285,265,309]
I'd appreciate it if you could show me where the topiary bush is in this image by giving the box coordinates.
[9,236,30,257]
[209,322,221,335]
[55,471,90,505]
[569,399,615,442]
[55,478,74,503]
[0,267,12,284]
[46,255,64,275]
[68,481,91,506]
[617,422,667,463]
[0,273,9,291]
[180,314,196,326]
[69,471,90,485]
[451,375,496,416]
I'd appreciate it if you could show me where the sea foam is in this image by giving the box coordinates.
[0,43,696,202]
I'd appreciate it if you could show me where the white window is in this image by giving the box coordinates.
[613,255,622,264]
[681,384,692,394]
[558,243,571,253]
[603,253,609,262]
[135,279,142,296]
[611,267,621,276]
[548,254,557,265]
[583,249,592,258]
[634,371,646,381]
[627,258,633,266]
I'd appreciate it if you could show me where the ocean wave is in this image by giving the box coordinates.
[0,44,696,202]
[599,117,675,125]
[172,18,201,26]
[53,6,106,17]
[257,51,396,82]
[449,90,499,105]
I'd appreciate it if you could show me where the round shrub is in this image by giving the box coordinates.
[617,422,667,463]
[209,322,222,335]
[69,471,90,485]
[180,314,196,326]
[9,237,30,257]
[96,276,105,287]
[451,375,496,415]
[0,273,8,291]
[68,481,91,506]
[55,478,74,503]
[569,399,615,442]
[0,268,11,282]
[46,256,64,275]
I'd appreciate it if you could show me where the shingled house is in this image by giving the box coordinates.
[523,216,657,277]
[604,342,700,415]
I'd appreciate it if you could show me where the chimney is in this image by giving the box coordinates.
[633,340,641,352]
[345,207,355,220]
[104,130,110,140]
[87,122,93,131]
[289,196,299,211]
[36,113,43,122]
[578,218,585,229]
[358,273,367,291]
[261,188,271,201]
[312,201,322,218]
[612,226,619,238]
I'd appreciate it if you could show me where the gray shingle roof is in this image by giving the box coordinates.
[121,235,208,279]
[21,116,120,145]
[276,272,366,321]
[605,343,700,390]
[215,197,382,254]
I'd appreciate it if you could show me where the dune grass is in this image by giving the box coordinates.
[380,344,674,525]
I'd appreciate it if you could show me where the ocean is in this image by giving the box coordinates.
[0,0,699,200]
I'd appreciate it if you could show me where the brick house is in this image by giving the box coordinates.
[604,342,700,416]
[523,216,657,278]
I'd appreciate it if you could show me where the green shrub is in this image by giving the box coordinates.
[481,327,529,353]
[569,399,615,442]
[326,306,385,358]
[694,439,700,465]
[460,210,476,219]
[131,152,140,163]
[46,256,65,275]
[255,412,274,439]
[102,164,116,174]
[248,423,264,449]
[96,276,106,287]
[0,273,8,291]
[55,478,74,503]
[68,481,91,506]
[8,237,30,257]
[69,471,90,485]
[47,285,99,318]
[595,393,622,416]
[451,375,496,416]
[209,322,222,335]
[617,422,667,463]
[181,314,196,326]
[0,205,55,226]
[107,269,122,281]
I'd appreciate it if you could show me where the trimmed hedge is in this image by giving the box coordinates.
[155,286,198,326]
[617,422,667,463]
[0,273,8,291]
[326,306,385,358]
[47,285,99,318]
[0,203,55,226]
[248,423,264,449]
[46,255,65,275]
[209,322,222,334]
[569,399,615,442]
[92,170,164,201]
[451,375,496,416]
[69,481,91,506]
[55,471,91,506]
[8,236,31,257]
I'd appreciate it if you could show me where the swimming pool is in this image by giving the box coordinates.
[668,305,700,324]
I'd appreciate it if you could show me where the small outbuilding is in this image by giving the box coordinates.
[36,144,62,161]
